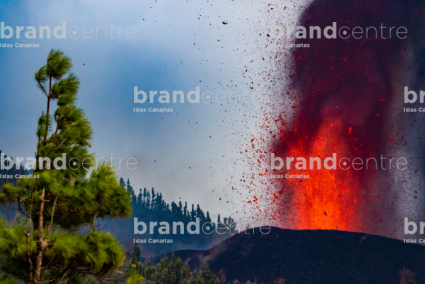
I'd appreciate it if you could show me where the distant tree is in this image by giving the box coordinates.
[171,202,178,216]
[125,264,144,284]
[151,188,156,210]
[174,256,183,283]
[155,193,163,213]
[160,255,169,270]
[131,243,141,264]
[178,201,183,217]
[137,189,142,205]
[127,179,134,195]
[161,197,166,212]
[137,262,144,275]
[184,202,188,217]
[145,258,151,268]
[202,263,219,284]
[135,254,226,284]
[181,263,190,279]
[191,204,196,221]
[190,271,204,284]
[146,192,151,209]
[196,204,206,222]
[120,177,126,188]
[143,188,147,203]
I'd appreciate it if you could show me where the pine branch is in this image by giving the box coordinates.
[90,211,98,233]
[17,196,31,218]
[37,81,48,97]
[97,251,128,284]
[45,184,61,238]
[43,76,52,144]
[35,111,43,173]
[51,116,61,153]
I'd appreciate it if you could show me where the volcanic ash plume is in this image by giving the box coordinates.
[244,0,425,240]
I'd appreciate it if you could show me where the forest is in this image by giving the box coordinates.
[97,178,236,256]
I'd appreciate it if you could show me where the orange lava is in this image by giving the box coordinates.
[285,117,363,231]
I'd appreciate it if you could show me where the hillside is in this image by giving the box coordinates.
[163,227,425,283]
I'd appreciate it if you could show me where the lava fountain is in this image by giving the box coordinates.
[263,0,425,238]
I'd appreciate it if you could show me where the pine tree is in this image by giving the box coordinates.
[196,204,205,223]
[174,256,183,283]
[184,202,188,217]
[131,243,141,263]
[181,263,190,279]
[156,192,163,213]
[143,188,147,203]
[127,179,134,196]
[145,258,151,268]
[151,188,156,211]
[137,189,142,205]
[162,199,166,212]
[119,177,126,188]
[146,192,150,209]
[171,202,177,216]
[0,49,131,284]
[178,201,183,217]
[191,204,196,221]
[202,263,218,284]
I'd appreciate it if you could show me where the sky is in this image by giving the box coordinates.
[0,0,297,221]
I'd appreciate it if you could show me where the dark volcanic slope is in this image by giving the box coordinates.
[185,227,425,284]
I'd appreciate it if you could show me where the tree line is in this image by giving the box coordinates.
[99,178,236,256]
[81,243,259,284]
[122,178,235,226]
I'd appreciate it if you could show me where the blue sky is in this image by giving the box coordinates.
[0,0,274,220]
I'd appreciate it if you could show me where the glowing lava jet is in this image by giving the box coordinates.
[266,0,425,238]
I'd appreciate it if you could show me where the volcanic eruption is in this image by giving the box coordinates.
[256,0,425,239]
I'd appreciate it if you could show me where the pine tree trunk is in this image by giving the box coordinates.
[33,189,47,284]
